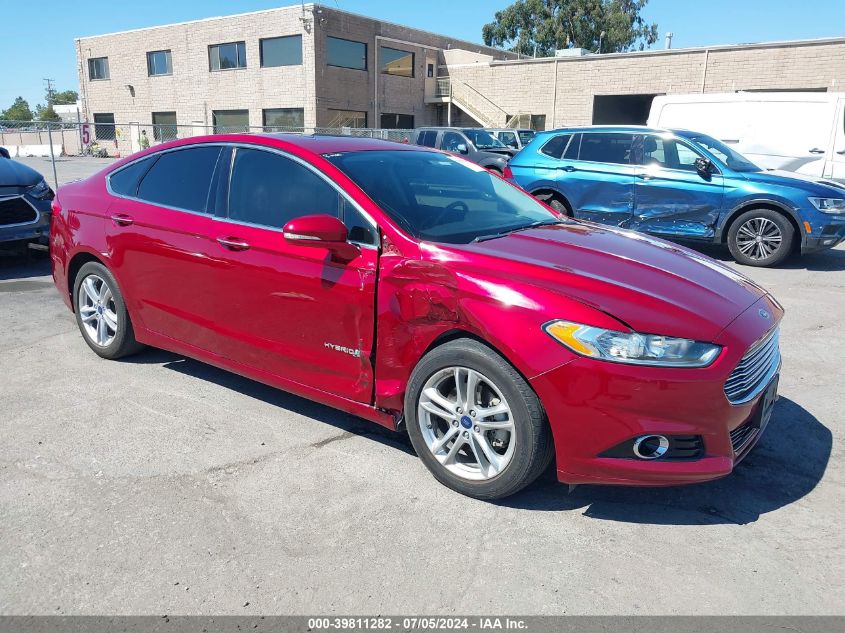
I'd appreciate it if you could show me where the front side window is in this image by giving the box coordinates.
[147,50,172,76]
[93,113,115,141]
[380,46,414,77]
[327,36,367,70]
[326,150,561,244]
[209,42,247,70]
[578,133,634,164]
[137,146,222,213]
[327,109,367,128]
[88,57,109,80]
[518,130,536,145]
[462,129,505,150]
[263,108,304,132]
[499,131,518,148]
[212,109,249,133]
[152,111,178,142]
[441,132,466,152]
[228,148,344,229]
[260,35,302,67]
[684,133,760,172]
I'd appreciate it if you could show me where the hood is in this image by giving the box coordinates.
[451,222,768,342]
[0,157,43,188]
[481,147,517,159]
[745,169,845,195]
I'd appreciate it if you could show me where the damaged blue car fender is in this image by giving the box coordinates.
[506,125,845,267]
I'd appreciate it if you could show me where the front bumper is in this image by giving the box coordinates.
[0,195,51,245]
[530,295,783,486]
[801,214,845,253]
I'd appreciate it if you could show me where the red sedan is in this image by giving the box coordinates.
[50,134,782,499]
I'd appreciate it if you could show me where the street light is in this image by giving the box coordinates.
[598,31,606,54]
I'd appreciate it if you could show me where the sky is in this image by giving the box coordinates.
[3,0,845,112]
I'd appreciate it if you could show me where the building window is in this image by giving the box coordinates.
[260,35,302,67]
[147,50,172,76]
[152,111,178,141]
[93,113,115,140]
[327,109,367,128]
[427,63,434,78]
[209,42,246,71]
[380,113,414,129]
[327,36,367,70]
[380,46,414,78]
[263,108,305,132]
[530,114,547,131]
[212,109,249,133]
[88,57,110,80]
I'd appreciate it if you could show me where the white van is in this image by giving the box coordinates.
[647,92,845,182]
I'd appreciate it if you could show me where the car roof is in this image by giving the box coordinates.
[257,133,416,153]
[539,125,694,136]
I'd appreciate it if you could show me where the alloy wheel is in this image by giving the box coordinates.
[735,217,783,261]
[77,274,119,347]
[417,366,516,481]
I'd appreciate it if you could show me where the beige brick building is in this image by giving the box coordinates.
[76,3,845,152]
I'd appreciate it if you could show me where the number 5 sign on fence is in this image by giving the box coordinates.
[81,124,91,146]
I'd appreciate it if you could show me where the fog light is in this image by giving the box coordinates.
[632,435,670,460]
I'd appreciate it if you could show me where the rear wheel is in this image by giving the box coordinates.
[72,262,144,359]
[727,208,795,267]
[405,339,553,499]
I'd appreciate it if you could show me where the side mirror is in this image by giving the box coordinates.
[283,214,348,247]
[694,157,713,174]
[0,147,9,159]
[456,143,469,155]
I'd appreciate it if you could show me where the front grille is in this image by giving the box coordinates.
[724,328,780,405]
[0,196,38,226]
[730,419,758,454]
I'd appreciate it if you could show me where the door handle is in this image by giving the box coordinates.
[559,165,576,172]
[809,148,825,154]
[636,173,653,180]
[216,236,250,251]
[836,149,845,155]
[110,214,134,226]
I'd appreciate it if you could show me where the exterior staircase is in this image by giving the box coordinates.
[431,78,531,129]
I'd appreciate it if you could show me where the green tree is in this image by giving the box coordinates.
[0,96,34,121]
[50,90,78,105]
[35,103,61,121]
[482,0,658,56]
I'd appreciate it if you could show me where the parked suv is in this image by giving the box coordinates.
[506,126,845,266]
[487,128,536,151]
[412,127,514,174]
[0,150,53,248]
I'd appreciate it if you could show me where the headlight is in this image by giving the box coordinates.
[808,197,845,213]
[28,179,53,201]
[543,320,721,368]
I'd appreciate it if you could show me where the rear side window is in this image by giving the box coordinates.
[228,148,343,229]
[540,134,572,158]
[578,133,634,164]
[109,156,156,197]
[418,131,437,147]
[137,147,222,212]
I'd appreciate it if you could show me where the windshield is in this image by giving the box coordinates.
[461,129,506,150]
[684,133,761,172]
[325,150,561,244]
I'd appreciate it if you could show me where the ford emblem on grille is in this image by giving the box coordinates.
[759,308,770,319]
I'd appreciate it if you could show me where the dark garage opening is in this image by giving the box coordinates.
[592,94,661,125]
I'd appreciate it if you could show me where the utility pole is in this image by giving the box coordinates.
[43,78,56,104]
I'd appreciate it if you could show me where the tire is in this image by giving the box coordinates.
[534,191,572,216]
[72,262,144,359]
[727,208,795,267]
[405,338,553,500]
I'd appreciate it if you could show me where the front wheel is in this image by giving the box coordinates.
[727,209,795,267]
[405,339,553,499]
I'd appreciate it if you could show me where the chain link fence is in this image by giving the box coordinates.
[0,120,415,186]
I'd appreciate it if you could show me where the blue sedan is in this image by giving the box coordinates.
[505,126,845,266]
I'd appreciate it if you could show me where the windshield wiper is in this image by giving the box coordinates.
[471,219,564,243]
